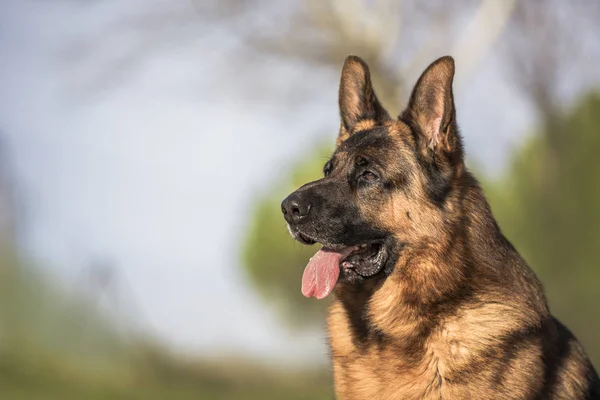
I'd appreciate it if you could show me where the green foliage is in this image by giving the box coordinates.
[483,92,600,368]
[242,143,335,326]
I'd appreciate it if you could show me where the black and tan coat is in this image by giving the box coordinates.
[282,55,600,399]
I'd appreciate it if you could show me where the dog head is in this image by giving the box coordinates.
[281,56,465,299]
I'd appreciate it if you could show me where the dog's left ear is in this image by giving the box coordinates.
[337,56,390,145]
[402,56,461,160]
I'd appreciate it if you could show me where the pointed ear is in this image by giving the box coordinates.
[402,56,460,158]
[337,56,389,145]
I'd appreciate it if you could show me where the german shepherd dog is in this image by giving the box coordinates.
[281,56,600,399]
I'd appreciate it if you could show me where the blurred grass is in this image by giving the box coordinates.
[0,243,332,399]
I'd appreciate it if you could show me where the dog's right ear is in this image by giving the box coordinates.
[337,56,389,145]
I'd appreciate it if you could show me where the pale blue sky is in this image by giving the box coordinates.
[0,1,594,364]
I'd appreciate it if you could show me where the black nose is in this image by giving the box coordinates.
[281,193,311,224]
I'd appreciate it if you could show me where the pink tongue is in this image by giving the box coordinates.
[301,247,354,299]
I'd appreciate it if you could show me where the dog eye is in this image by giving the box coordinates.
[360,171,378,182]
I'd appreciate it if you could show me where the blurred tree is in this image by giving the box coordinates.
[483,92,600,368]
[61,1,513,105]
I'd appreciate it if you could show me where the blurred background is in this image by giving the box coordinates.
[0,0,599,398]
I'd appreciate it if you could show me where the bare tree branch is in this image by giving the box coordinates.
[60,0,512,113]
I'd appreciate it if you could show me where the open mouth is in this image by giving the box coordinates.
[339,242,385,277]
[299,237,387,300]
